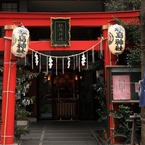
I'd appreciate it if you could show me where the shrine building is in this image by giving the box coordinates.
[0,0,140,144]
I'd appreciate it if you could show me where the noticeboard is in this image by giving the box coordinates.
[106,66,141,103]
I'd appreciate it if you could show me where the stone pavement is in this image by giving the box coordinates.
[20,120,105,145]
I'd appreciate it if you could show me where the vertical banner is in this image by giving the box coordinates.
[50,17,71,47]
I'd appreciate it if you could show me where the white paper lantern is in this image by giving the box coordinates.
[108,24,125,55]
[11,26,29,58]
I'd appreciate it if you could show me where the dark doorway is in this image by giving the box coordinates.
[78,70,96,120]
[37,72,53,120]
[52,72,79,120]
[37,69,97,120]
[37,71,79,120]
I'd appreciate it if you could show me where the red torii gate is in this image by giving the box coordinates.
[0,10,139,144]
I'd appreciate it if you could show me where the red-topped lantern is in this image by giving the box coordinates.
[108,24,125,55]
[11,26,29,58]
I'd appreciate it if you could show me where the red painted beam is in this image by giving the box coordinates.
[29,40,101,51]
[0,39,102,51]
[0,10,140,27]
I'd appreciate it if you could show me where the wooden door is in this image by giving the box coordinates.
[53,72,79,120]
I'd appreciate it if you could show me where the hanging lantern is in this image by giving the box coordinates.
[108,24,125,55]
[11,26,29,58]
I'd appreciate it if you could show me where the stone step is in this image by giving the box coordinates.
[20,121,104,145]
[21,140,99,145]
[44,133,93,137]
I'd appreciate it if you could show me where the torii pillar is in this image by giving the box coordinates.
[102,23,117,138]
[1,25,17,145]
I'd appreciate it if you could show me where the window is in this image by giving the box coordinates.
[1,2,18,12]
[0,27,4,38]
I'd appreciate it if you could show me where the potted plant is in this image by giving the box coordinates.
[93,82,107,122]
[14,67,38,141]
[14,126,30,141]
[14,97,32,141]
[15,98,32,126]
[109,104,133,135]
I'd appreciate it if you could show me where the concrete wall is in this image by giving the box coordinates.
[27,0,104,12]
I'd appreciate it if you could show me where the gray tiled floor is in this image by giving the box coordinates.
[20,121,105,145]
